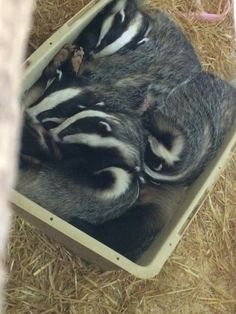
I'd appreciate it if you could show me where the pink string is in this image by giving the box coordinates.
[180,0,231,22]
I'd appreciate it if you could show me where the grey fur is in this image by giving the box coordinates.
[17,160,139,224]
[18,6,207,259]
[29,9,201,122]
[18,109,145,224]
[76,0,151,57]
[74,9,201,112]
[51,109,146,168]
[89,183,186,260]
[144,71,236,185]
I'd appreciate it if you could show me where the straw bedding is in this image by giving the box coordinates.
[5,0,236,313]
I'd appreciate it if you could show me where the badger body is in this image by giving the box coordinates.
[17,159,140,224]
[76,0,151,58]
[70,183,186,260]
[27,8,201,124]
[51,9,201,115]
[75,9,201,102]
[18,109,145,224]
[143,71,236,185]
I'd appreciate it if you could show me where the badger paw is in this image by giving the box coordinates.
[71,47,84,75]
[43,44,76,79]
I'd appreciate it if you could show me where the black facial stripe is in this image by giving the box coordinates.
[145,142,183,173]
[59,143,135,173]
[37,97,83,122]
[94,8,132,53]
[144,124,175,151]
[42,121,60,130]
[74,0,117,55]
[36,90,101,123]
[94,14,123,52]
[85,169,116,191]
[157,132,175,150]
[145,142,164,169]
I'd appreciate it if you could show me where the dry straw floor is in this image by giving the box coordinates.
[6,0,236,313]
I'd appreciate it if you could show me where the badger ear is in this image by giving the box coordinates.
[98,121,112,135]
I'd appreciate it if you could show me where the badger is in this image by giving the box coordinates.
[22,0,152,109]
[18,114,186,260]
[76,0,152,58]
[143,71,236,185]
[24,5,201,120]
[18,109,146,224]
[25,86,100,129]
[20,113,62,167]
[70,183,186,260]
[49,109,146,172]
[25,8,201,127]
[76,9,201,91]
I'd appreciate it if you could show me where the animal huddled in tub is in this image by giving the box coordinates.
[18,0,236,260]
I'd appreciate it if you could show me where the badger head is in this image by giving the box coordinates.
[50,109,145,183]
[143,111,186,184]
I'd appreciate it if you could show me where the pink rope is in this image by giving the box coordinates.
[180,0,231,22]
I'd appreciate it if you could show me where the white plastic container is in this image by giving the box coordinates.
[11,0,236,279]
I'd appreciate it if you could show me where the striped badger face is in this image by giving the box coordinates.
[77,0,152,59]
[144,71,236,186]
[49,109,145,206]
[143,112,186,184]
[26,87,106,130]
[145,132,185,173]
[50,109,145,179]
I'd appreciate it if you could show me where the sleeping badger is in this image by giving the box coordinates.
[18,112,185,260]
[143,71,236,185]
[76,0,152,58]
[22,2,201,111]
[17,109,145,225]
[22,0,153,108]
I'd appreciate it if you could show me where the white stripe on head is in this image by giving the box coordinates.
[144,163,186,182]
[59,133,137,166]
[96,15,115,48]
[145,23,152,37]
[95,102,105,106]
[96,0,127,48]
[93,13,143,58]
[95,167,133,200]
[27,88,82,122]
[120,9,125,22]
[56,69,63,81]
[138,38,150,45]
[42,117,64,124]
[50,110,120,136]
[144,126,210,182]
[99,121,112,132]
[148,134,184,166]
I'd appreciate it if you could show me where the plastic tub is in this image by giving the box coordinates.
[11,0,236,279]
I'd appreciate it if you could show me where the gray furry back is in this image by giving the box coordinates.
[144,71,236,185]
[16,162,139,225]
[76,10,201,110]
[80,10,201,84]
